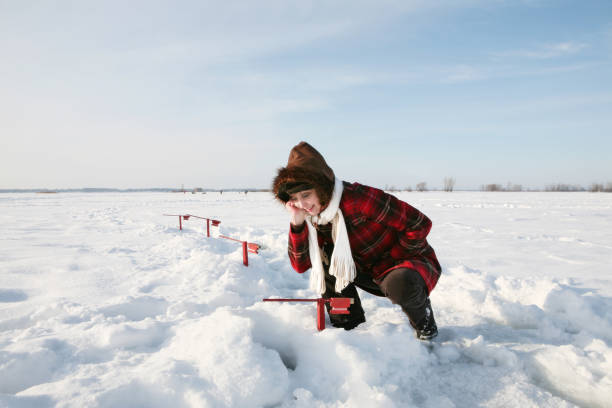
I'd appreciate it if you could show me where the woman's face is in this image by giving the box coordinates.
[289,188,322,216]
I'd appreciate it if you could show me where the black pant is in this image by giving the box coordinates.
[323,268,429,325]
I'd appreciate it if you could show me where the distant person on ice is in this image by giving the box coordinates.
[272,142,441,339]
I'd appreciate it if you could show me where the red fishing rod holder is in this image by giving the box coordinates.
[219,235,260,266]
[262,297,352,331]
[163,214,221,236]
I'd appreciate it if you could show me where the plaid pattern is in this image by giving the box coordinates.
[288,182,441,293]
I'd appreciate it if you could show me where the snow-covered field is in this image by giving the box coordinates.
[1,191,611,408]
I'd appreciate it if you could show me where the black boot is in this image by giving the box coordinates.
[410,298,438,340]
[328,308,366,330]
[377,268,438,340]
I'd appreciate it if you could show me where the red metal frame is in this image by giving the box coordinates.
[219,235,260,266]
[262,297,353,331]
[162,214,259,267]
[163,214,221,236]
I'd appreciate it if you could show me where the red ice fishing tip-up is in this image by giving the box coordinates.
[162,213,260,267]
[162,214,220,236]
[262,297,353,331]
[219,235,260,267]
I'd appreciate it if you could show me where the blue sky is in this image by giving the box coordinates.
[1,0,611,190]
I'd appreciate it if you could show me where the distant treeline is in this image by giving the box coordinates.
[481,182,612,192]
[0,188,273,194]
[385,178,612,192]
[0,188,175,193]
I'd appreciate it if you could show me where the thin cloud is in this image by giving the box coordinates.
[493,41,588,59]
[241,98,332,119]
[439,65,487,83]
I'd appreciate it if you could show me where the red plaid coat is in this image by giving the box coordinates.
[288,182,441,293]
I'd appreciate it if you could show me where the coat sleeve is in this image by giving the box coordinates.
[356,185,432,255]
[288,222,311,273]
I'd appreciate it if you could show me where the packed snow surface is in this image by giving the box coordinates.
[1,191,611,407]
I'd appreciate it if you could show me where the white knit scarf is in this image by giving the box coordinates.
[306,177,356,294]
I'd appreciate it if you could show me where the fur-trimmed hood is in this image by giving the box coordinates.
[272,142,335,204]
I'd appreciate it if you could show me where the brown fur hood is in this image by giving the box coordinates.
[272,142,335,204]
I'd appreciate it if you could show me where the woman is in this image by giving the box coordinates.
[273,142,441,339]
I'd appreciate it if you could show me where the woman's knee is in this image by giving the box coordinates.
[379,268,427,306]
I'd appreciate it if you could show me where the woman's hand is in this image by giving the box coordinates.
[285,200,306,226]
